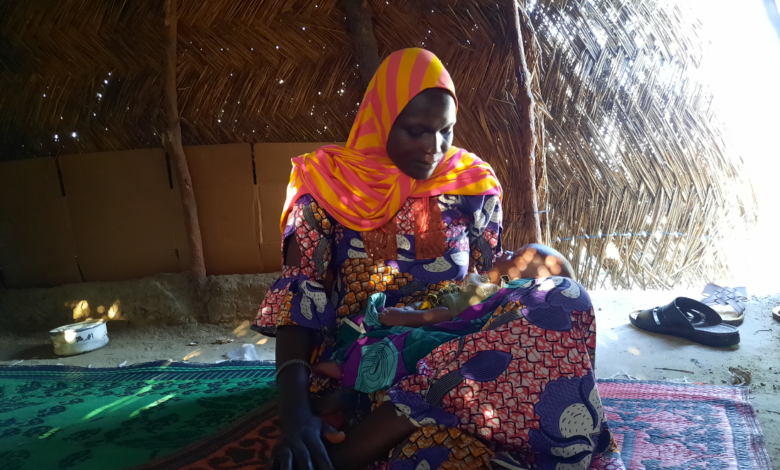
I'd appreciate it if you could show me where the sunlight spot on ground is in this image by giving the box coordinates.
[129,394,177,418]
[233,320,251,337]
[184,349,201,361]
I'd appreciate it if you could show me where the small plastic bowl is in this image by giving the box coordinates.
[49,319,109,356]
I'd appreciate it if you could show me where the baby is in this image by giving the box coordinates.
[312,243,574,386]
[377,243,574,327]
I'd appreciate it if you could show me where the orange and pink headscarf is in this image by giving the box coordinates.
[280,48,502,233]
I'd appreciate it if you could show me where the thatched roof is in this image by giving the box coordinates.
[0,0,755,289]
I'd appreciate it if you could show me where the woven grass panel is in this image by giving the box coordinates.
[528,0,755,288]
[0,0,754,288]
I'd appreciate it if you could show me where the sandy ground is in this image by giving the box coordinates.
[1,290,778,465]
[0,320,276,366]
[589,289,780,465]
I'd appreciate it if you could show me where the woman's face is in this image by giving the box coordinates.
[386,88,457,180]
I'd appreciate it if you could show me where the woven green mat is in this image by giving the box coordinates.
[0,361,277,470]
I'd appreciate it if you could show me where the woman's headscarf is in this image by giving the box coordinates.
[280,48,502,234]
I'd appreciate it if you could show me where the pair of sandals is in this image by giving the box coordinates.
[629,284,746,348]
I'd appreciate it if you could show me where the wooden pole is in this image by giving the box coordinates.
[343,0,381,86]
[164,0,207,282]
[508,0,542,244]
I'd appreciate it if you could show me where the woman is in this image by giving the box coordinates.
[252,48,623,470]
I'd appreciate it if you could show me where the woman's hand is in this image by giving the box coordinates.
[274,326,345,470]
[271,410,345,470]
[488,251,519,284]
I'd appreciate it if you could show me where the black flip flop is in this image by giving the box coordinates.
[629,297,740,347]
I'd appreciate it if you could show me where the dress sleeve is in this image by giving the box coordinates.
[251,196,336,336]
[469,195,503,275]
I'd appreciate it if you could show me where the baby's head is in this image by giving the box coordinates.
[488,244,574,284]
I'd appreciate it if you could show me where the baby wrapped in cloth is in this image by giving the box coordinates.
[311,244,574,393]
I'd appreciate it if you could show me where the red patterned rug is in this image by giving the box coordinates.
[599,380,772,470]
[134,380,772,470]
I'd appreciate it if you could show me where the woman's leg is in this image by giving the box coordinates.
[328,401,418,470]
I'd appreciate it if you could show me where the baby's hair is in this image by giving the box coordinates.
[520,244,575,279]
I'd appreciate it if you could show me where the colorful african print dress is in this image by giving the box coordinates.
[252,194,625,470]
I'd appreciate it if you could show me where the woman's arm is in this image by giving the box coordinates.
[272,218,318,430]
[274,325,340,470]
[469,196,504,276]
[258,198,341,470]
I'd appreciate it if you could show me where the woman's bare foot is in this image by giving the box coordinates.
[311,361,343,380]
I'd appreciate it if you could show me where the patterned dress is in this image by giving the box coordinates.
[252,193,502,337]
[252,194,624,470]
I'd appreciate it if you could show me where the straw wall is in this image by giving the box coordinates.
[0,0,755,289]
[531,0,755,287]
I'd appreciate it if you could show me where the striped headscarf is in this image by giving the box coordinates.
[280,48,502,233]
